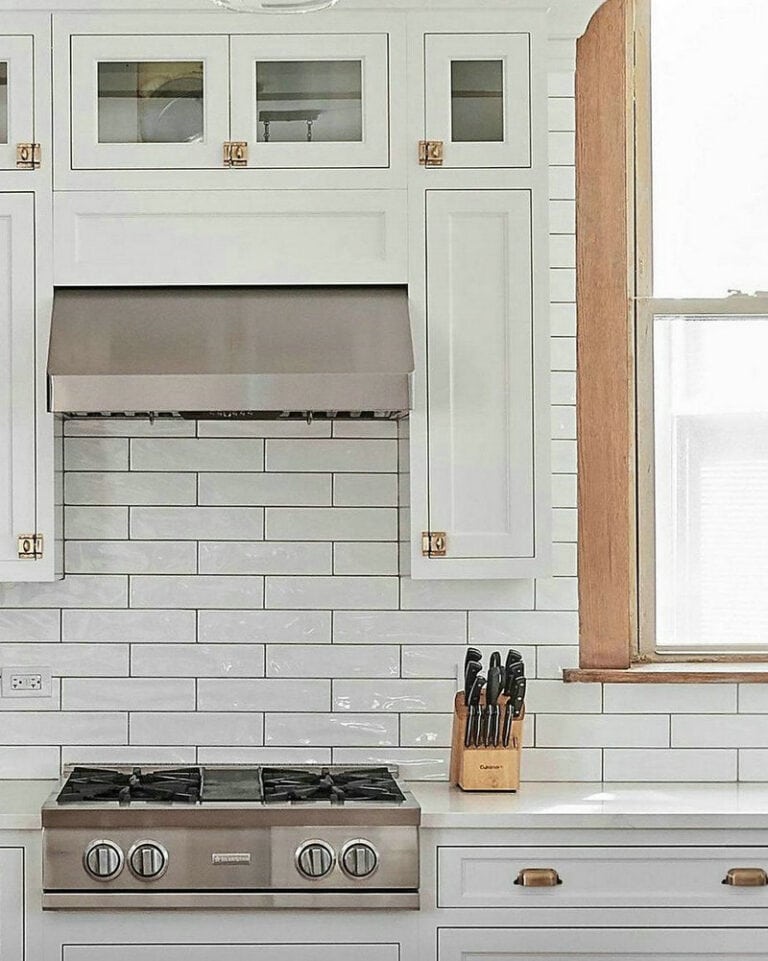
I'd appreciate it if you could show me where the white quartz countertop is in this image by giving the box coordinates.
[409,782,768,829]
[0,780,56,830]
[6,781,768,831]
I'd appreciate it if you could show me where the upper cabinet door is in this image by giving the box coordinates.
[0,36,34,170]
[0,849,23,961]
[0,194,37,580]
[425,189,547,571]
[69,35,230,170]
[230,34,390,168]
[424,33,531,168]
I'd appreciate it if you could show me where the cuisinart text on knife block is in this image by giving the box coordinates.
[449,692,524,792]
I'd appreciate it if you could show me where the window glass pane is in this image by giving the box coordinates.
[0,63,7,144]
[450,60,503,143]
[654,315,768,648]
[97,61,204,144]
[255,60,363,143]
[652,1,768,296]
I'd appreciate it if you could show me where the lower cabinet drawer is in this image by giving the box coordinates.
[438,927,768,960]
[438,846,768,909]
[65,946,398,961]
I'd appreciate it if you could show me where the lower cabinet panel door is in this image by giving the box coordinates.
[438,927,768,960]
[0,193,36,581]
[0,848,24,961]
[64,946,399,961]
[424,189,548,573]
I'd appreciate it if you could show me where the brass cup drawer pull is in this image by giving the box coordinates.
[722,868,768,887]
[514,867,563,888]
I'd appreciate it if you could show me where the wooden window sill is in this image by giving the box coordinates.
[564,663,768,684]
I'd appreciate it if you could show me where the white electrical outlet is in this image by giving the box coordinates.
[1,667,52,698]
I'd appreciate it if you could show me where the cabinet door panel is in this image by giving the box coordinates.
[231,34,389,168]
[0,848,24,961]
[0,36,34,170]
[425,33,531,168]
[0,193,36,579]
[65,945,398,961]
[426,189,535,561]
[70,35,230,170]
[439,928,768,961]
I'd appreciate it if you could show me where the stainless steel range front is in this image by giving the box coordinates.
[42,765,420,910]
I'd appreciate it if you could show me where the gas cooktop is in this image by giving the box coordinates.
[54,764,407,806]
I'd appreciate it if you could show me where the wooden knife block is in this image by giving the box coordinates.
[450,691,524,792]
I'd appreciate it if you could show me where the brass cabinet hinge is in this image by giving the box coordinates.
[422,531,447,557]
[16,143,41,170]
[17,534,44,560]
[418,140,444,167]
[223,141,248,168]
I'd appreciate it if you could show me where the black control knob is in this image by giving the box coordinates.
[128,841,168,880]
[296,841,335,879]
[340,840,379,879]
[84,840,123,880]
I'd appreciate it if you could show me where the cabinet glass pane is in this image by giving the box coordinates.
[255,60,363,143]
[97,61,204,144]
[0,63,7,144]
[450,60,504,143]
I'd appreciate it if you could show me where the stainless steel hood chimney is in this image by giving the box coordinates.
[47,286,414,420]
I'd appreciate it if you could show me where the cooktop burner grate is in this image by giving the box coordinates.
[261,766,406,804]
[57,766,202,805]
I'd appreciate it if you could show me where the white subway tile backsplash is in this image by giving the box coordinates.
[265,576,398,611]
[66,472,197,506]
[400,714,452,748]
[333,542,399,575]
[65,541,197,575]
[0,575,127,609]
[65,437,129,471]
[536,714,670,748]
[131,438,264,472]
[673,715,768,748]
[198,679,330,712]
[267,645,398,678]
[65,418,195,437]
[265,713,398,747]
[63,609,196,642]
[199,473,331,507]
[525,679,602,714]
[604,749,738,782]
[333,474,399,507]
[551,371,576,406]
[199,542,332,576]
[0,746,60,778]
[266,439,397,473]
[131,575,265,609]
[521,749,602,781]
[536,645,578,679]
[130,713,263,746]
[332,421,398,439]
[737,750,768,781]
[0,642,128,676]
[334,611,466,645]
[401,579,534,611]
[131,507,265,541]
[401,645,536,680]
[332,748,450,781]
[266,507,397,542]
[536,577,578,611]
[0,610,60,641]
[198,610,331,644]
[65,507,129,540]
[131,644,265,678]
[62,678,195,711]
[469,611,577,646]
[62,746,197,767]
[737,685,768,713]
[548,96,575,131]
[0,712,127,745]
[333,679,455,713]
[604,684,738,714]
[198,421,331,439]
[198,746,332,765]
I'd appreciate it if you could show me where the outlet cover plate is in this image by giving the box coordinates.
[1,667,52,698]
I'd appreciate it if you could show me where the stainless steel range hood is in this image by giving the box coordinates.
[47,286,414,420]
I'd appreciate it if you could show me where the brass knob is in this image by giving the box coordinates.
[722,868,768,887]
[514,867,562,887]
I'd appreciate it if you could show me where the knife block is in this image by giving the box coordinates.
[450,691,524,792]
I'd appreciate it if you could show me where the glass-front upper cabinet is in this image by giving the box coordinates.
[424,33,531,168]
[0,36,34,169]
[230,35,389,168]
[69,35,230,169]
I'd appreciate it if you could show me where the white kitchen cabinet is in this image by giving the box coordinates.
[230,34,390,168]
[0,193,42,581]
[0,35,34,170]
[0,848,24,961]
[63,945,399,961]
[68,34,230,170]
[423,30,536,169]
[409,189,550,579]
[438,928,768,960]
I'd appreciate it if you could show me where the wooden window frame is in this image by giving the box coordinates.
[568,0,768,683]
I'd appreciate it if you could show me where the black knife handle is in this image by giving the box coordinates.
[464,705,475,748]
[489,705,500,747]
[502,700,513,747]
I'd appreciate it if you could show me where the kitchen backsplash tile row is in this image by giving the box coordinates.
[0,73,757,784]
